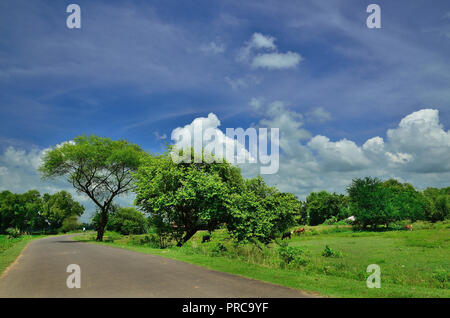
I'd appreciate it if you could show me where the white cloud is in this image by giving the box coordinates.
[249,33,277,50]
[239,102,450,198]
[171,113,254,163]
[308,136,371,171]
[238,33,302,70]
[385,109,450,172]
[251,51,302,70]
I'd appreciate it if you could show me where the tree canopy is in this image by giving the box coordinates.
[39,135,145,240]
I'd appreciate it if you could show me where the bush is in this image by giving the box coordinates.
[322,245,343,258]
[103,231,122,242]
[227,177,300,244]
[278,244,309,268]
[210,243,228,256]
[6,227,20,239]
[60,215,81,233]
[106,207,148,235]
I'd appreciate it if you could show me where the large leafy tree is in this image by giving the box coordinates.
[134,148,240,246]
[42,191,85,230]
[226,176,299,244]
[303,191,349,226]
[39,135,144,241]
[0,190,45,233]
[382,179,427,222]
[347,177,398,228]
[423,187,450,222]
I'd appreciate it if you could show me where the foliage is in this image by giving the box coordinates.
[42,191,84,230]
[226,176,300,244]
[0,190,84,234]
[60,215,82,233]
[322,245,343,258]
[134,147,239,246]
[6,227,20,239]
[107,207,148,235]
[39,135,144,241]
[277,243,309,267]
[347,177,398,228]
[303,191,349,226]
[382,179,427,222]
[423,187,449,222]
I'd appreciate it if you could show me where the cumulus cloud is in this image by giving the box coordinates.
[385,109,450,172]
[238,33,302,70]
[308,136,371,171]
[242,102,450,198]
[171,113,255,163]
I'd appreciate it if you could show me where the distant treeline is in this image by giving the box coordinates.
[0,190,86,234]
[301,177,449,228]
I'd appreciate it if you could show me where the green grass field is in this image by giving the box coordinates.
[74,221,450,298]
[0,235,45,275]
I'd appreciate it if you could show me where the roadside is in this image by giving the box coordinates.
[73,223,450,298]
[0,235,46,276]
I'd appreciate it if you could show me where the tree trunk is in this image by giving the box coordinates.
[96,208,108,241]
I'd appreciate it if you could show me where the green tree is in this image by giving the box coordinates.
[382,179,427,222]
[41,191,84,230]
[107,207,147,235]
[0,190,45,233]
[134,148,240,246]
[347,177,397,228]
[60,215,82,233]
[226,176,299,244]
[423,187,449,222]
[39,135,144,241]
[304,191,348,225]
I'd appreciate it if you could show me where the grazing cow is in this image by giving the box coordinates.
[281,232,292,240]
[293,227,305,235]
[404,224,413,231]
[202,234,211,243]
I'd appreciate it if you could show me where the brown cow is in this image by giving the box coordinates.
[293,227,305,235]
[404,224,413,231]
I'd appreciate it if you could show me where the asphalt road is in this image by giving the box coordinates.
[0,235,314,298]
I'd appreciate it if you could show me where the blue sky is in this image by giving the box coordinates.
[0,0,449,220]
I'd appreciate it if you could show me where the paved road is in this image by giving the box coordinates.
[0,235,314,297]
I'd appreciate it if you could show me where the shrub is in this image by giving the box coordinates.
[278,244,309,268]
[103,231,121,242]
[210,243,228,256]
[6,227,20,239]
[322,245,343,258]
[60,215,81,233]
[432,269,448,288]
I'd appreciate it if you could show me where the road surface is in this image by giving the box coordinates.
[0,235,314,297]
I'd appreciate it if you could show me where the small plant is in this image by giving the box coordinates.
[6,227,21,239]
[103,231,121,242]
[278,245,309,268]
[432,269,448,288]
[322,245,343,258]
[210,243,228,256]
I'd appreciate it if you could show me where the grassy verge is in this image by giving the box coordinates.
[73,221,450,298]
[0,235,46,275]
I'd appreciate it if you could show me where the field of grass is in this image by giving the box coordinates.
[0,235,45,275]
[74,221,450,298]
